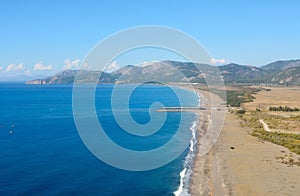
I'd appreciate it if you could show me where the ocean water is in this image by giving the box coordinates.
[0,83,198,195]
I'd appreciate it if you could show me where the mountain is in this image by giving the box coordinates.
[261,60,300,72]
[259,59,300,85]
[269,66,300,85]
[219,63,267,83]
[111,61,212,84]
[26,60,300,85]
[26,61,213,84]
[0,74,47,82]
[26,70,116,84]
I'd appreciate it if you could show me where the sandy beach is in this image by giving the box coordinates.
[190,88,300,195]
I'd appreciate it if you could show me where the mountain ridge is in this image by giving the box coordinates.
[26,59,300,85]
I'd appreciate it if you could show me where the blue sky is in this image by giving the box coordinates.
[0,0,300,79]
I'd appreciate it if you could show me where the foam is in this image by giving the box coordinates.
[173,113,199,196]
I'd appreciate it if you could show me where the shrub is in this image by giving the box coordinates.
[269,106,300,112]
[236,109,246,114]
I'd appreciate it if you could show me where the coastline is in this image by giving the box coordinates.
[189,88,227,195]
[173,87,202,196]
[173,85,227,195]
[189,87,300,195]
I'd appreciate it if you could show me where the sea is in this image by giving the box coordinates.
[0,83,199,195]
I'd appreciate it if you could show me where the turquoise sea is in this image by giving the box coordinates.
[0,83,198,195]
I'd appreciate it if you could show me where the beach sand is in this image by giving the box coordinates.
[190,88,300,195]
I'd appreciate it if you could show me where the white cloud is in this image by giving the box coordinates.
[81,62,91,70]
[0,66,3,72]
[210,58,230,65]
[24,69,32,76]
[63,59,80,70]
[33,62,53,71]
[5,63,25,72]
[106,61,120,72]
[137,61,159,67]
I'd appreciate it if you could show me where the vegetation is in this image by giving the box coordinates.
[236,109,246,114]
[226,87,260,107]
[235,109,300,155]
[251,129,300,155]
[210,84,300,155]
[227,86,300,155]
[269,106,299,112]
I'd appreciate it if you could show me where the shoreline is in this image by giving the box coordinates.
[173,87,203,196]
[175,85,227,195]
[189,88,227,195]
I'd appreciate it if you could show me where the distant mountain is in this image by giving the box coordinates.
[219,63,267,83]
[111,61,212,84]
[26,59,300,85]
[269,66,300,85]
[261,60,300,72]
[0,74,47,82]
[26,70,116,84]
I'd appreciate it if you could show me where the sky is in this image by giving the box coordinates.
[0,0,300,80]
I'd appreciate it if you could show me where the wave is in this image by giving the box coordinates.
[196,91,201,107]
[173,167,187,196]
[173,113,199,196]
